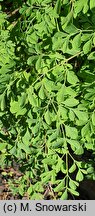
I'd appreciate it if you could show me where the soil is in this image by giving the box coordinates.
[0,167,95,200]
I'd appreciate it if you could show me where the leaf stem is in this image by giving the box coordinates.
[64,51,83,63]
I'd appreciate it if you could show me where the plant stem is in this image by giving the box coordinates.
[7,7,21,18]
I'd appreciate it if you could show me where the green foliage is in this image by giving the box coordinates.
[0,0,95,199]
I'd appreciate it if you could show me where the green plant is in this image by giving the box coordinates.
[0,0,95,199]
